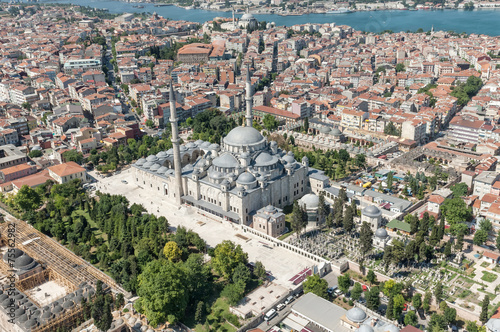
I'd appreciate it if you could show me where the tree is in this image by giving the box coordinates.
[360,221,374,256]
[212,240,248,279]
[434,283,443,303]
[412,293,422,309]
[145,119,154,128]
[22,101,31,111]
[262,114,279,131]
[163,241,182,262]
[404,310,418,326]
[337,274,351,294]
[351,283,363,301]
[395,63,406,73]
[135,260,189,326]
[444,306,457,325]
[386,296,394,320]
[387,172,394,191]
[14,185,41,211]
[366,286,380,311]
[451,182,468,197]
[317,192,327,226]
[480,295,490,324]
[496,232,500,251]
[440,198,472,225]
[221,280,246,305]
[428,314,448,332]
[115,293,125,309]
[303,274,328,299]
[423,291,431,313]
[474,229,488,245]
[393,294,405,318]
[367,270,377,285]
[444,242,452,257]
[63,150,84,164]
[232,263,251,285]
[291,200,306,237]
[455,231,465,251]
[343,206,354,233]
[303,117,309,133]
[253,261,266,280]
[195,301,204,323]
[29,150,43,158]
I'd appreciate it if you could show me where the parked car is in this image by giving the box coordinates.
[277,303,285,311]
[285,296,294,305]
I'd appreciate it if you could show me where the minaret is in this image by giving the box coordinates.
[232,7,235,30]
[169,81,184,205]
[245,65,253,127]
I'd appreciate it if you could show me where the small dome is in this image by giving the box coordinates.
[209,171,224,179]
[0,294,7,302]
[142,161,154,169]
[224,127,264,146]
[150,164,161,172]
[17,314,28,323]
[201,141,211,148]
[300,194,320,209]
[320,126,330,134]
[135,158,146,166]
[357,324,374,332]
[237,172,256,184]
[3,248,24,261]
[157,151,168,158]
[381,323,400,332]
[375,228,388,238]
[264,205,276,213]
[346,307,367,323]
[209,143,219,150]
[362,205,382,217]
[63,300,74,309]
[24,318,38,328]
[241,13,255,20]
[194,139,204,146]
[52,305,64,314]
[185,142,196,149]
[146,155,158,162]
[15,255,36,270]
[15,308,25,317]
[331,127,342,136]
[255,152,278,166]
[213,153,239,168]
[179,146,187,153]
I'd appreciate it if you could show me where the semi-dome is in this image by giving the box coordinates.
[142,161,154,169]
[375,228,388,238]
[300,194,320,209]
[346,307,367,323]
[224,126,264,146]
[255,152,278,166]
[357,324,374,332]
[213,153,239,168]
[237,172,256,184]
[320,126,330,134]
[362,205,382,217]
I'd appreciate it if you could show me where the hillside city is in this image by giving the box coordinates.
[0,2,500,332]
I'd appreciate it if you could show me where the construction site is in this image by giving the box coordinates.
[0,216,126,332]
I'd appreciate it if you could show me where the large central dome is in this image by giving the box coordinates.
[224,126,264,146]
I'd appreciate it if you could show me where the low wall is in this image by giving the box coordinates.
[240,225,329,264]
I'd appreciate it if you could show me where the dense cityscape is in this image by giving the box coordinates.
[0,1,499,332]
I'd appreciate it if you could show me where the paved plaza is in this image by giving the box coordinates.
[91,169,317,289]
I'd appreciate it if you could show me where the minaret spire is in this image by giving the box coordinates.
[245,64,253,128]
[169,80,184,205]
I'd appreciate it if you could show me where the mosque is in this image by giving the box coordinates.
[133,67,311,225]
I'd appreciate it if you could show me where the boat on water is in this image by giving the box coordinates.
[326,8,353,14]
[154,3,172,6]
[278,12,302,16]
[409,8,418,10]
[185,6,194,10]
[132,5,144,8]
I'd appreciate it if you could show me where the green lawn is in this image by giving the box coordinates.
[481,262,491,268]
[481,271,498,283]
[72,209,109,244]
[193,298,238,332]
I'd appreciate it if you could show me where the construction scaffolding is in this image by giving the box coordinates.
[0,219,125,294]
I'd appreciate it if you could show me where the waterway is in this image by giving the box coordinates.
[36,0,500,35]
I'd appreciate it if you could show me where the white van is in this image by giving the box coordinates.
[264,309,277,321]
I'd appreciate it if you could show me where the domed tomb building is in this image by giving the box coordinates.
[133,68,310,225]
